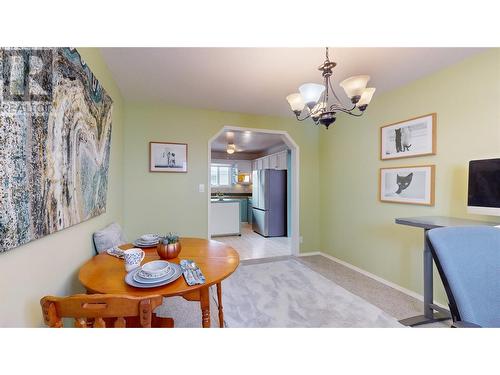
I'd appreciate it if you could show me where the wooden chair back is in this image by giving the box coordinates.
[40,294,163,328]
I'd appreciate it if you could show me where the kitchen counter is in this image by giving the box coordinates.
[210,200,241,236]
[211,198,242,203]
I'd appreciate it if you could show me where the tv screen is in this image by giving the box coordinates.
[468,158,500,215]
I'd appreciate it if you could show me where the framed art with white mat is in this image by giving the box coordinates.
[380,113,436,160]
[379,165,435,205]
[149,142,188,172]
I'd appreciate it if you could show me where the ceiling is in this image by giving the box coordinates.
[211,130,286,153]
[101,47,487,117]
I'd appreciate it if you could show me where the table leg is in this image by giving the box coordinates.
[423,231,434,319]
[200,286,211,328]
[216,282,224,328]
[399,229,451,327]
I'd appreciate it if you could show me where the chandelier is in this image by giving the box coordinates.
[286,48,376,129]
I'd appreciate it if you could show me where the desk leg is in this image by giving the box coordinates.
[399,229,451,327]
[217,282,224,328]
[200,287,211,328]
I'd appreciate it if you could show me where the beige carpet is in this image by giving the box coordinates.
[156,258,403,328]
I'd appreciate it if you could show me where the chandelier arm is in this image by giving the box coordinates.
[335,107,364,117]
[295,111,312,121]
[328,77,356,112]
[329,103,354,112]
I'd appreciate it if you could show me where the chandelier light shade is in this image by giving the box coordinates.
[285,93,305,114]
[226,143,236,154]
[286,48,376,129]
[298,83,325,109]
[357,87,376,109]
[339,75,370,102]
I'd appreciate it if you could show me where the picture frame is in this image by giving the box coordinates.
[149,142,188,173]
[379,165,435,206]
[380,113,436,160]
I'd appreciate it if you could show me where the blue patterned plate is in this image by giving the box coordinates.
[125,263,182,288]
[133,266,176,284]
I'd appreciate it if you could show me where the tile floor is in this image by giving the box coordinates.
[213,223,291,260]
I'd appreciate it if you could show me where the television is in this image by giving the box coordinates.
[468,158,500,216]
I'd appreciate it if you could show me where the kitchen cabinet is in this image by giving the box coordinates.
[269,153,278,169]
[247,198,253,224]
[262,157,269,169]
[239,198,248,222]
[210,200,240,236]
[237,160,252,173]
[251,150,288,171]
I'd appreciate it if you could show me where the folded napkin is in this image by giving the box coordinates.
[106,246,125,259]
[180,259,206,286]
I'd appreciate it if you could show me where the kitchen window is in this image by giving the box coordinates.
[211,164,235,187]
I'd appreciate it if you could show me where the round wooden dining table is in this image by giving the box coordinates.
[79,238,240,328]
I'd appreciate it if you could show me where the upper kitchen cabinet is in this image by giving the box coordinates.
[252,150,288,171]
[276,151,287,170]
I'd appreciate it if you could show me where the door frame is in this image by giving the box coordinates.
[207,126,300,256]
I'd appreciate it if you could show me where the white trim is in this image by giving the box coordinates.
[298,251,448,309]
[207,126,300,256]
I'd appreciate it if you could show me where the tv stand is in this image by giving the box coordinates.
[395,216,500,327]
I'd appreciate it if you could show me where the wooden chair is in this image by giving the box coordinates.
[40,294,167,328]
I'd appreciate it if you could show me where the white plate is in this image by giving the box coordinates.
[134,238,159,244]
[133,240,159,247]
[134,266,175,283]
[140,233,159,241]
[125,264,182,288]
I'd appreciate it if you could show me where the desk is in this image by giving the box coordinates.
[395,216,499,326]
[79,238,240,328]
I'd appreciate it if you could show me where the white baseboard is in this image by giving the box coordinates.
[298,251,448,310]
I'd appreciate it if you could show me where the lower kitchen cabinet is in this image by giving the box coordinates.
[240,198,248,222]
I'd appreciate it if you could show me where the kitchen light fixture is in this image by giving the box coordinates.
[226,143,236,154]
[286,47,376,129]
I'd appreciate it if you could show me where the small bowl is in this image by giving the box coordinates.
[140,233,158,242]
[140,260,171,279]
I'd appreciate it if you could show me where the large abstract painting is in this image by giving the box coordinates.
[0,48,113,252]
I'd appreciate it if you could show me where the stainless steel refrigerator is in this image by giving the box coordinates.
[252,169,287,237]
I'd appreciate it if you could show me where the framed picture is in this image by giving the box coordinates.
[380,113,436,160]
[379,165,435,206]
[149,142,188,173]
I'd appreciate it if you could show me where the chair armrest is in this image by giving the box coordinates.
[452,321,481,328]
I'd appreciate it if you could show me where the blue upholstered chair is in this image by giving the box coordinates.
[427,226,500,328]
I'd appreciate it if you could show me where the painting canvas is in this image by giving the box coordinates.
[379,165,435,205]
[149,142,188,172]
[0,48,113,252]
[380,113,436,160]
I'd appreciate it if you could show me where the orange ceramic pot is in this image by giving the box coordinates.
[156,241,182,260]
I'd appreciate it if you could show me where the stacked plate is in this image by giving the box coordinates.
[133,233,160,247]
[125,260,182,288]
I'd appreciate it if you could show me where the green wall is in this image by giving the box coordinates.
[319,49,500,304]
[0,48,124,327]
[4,47,498,326]
[123,103,320,253]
